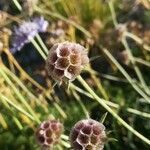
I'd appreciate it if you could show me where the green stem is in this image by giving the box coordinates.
[12,0,22,11]
[31,38,47,60]
[36,34,49,55]
[108,0,150,96]
[3,66,39,102]
[108,1,118,27]
[122,38,150,95]
[71,84,150,118]
[35,7,91,38]
[77,75,150,145]
[53,103,67,119]
[0,94,23,130]
[72,90,89,118]
[102,48,150,103]
[0,69,40,124]
[0,94,35,121]
[125,32,150,52]
[134,57,150,68]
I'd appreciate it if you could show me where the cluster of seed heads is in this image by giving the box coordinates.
[46,41,89,83]
[70,119,107,150]
[35,120,63,149]
[35,119,106,150]
[36,42,106,149]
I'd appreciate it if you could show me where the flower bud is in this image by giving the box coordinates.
[70,119,106,150]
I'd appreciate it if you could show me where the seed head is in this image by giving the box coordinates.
[70,119,106,150]
[0,41,3,52]
[117,50,129,65]
[21,0,39,15]
[35,120,63,149]
[0,11,7,25]
[46,42,89,83]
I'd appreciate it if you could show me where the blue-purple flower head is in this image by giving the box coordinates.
[11,17,48,53]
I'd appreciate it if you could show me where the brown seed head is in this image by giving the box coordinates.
[70,119,106,150]
[46,42,89,82]
[35,120,63,149]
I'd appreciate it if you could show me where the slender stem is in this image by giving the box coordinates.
[108,1,118,27]
[31,38,47,60]
[36,34,49,55]
[134,57,150,68]
[0,69,40,123]
[0,94,35,121]
[91,74,109,101]
[3,64,67,119]
[35,7,91,38]
[102,48,150,103]
[71,84,150,118]
[3,66,39,101]
[0,113,8,129]
[13,117,23,130]
[125,32,150,52]
[0,95,23,130]
[60,140,70,148]
[127,108,150,118]
[53,103,67,119]
[3,48,45,91]
[108,0,150,95]
[77,76,150,145]
[122,38,150,95]
[72,90,89,118]
[61,134,69,141]
[12,0,22,11]
[60,135,70,148]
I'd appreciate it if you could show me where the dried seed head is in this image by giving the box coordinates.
[35,120,63,149]
[0,41,3,52]
[46,42,89,82]
[70,119,106,150]
[21,0,39,15]
[114,24,127,41]
[117,50,129,65]
[0,11,7,25]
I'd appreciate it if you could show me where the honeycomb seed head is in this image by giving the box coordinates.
[35,120,63,149]
[46,41,89,82]
[70,119,107,150]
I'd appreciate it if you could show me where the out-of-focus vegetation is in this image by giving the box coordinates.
[0,0,150,149]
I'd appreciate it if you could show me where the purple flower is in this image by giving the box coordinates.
[11,17,48,53]
[32,17,49,32]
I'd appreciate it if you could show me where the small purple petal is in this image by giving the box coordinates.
[11,17,49,53]
[11,35,28,53]
[33,17,49,32]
